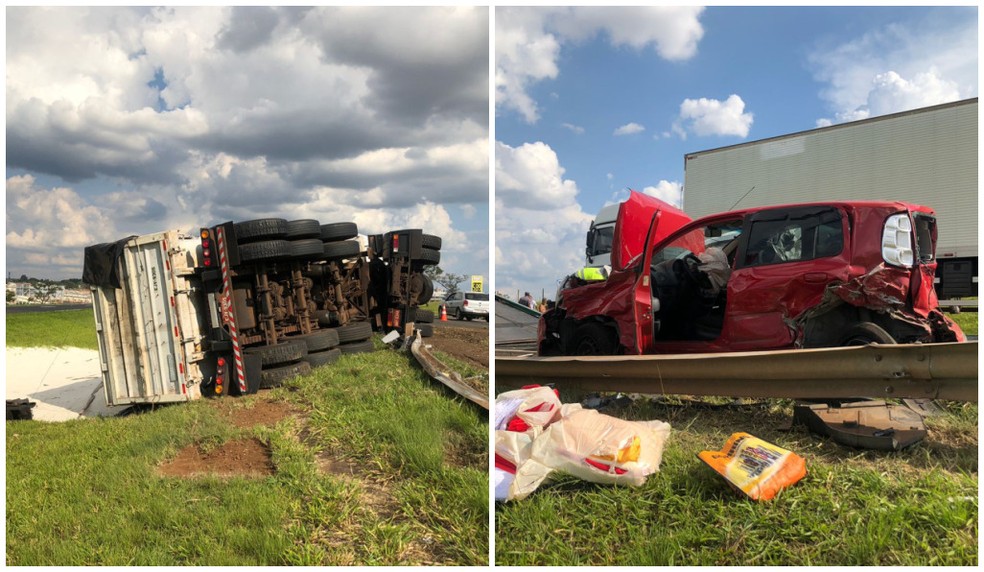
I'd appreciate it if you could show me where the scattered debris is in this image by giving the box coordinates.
[6,398,36,421]
[793,400,927,451]
[698,432,807,501]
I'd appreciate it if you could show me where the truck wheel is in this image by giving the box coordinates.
[417,248,440,266]
[235,219,288,243]
[244,340,308,366]
[840,322,897,346]
[419,275,433,305]
[572,323,618,355]
[289,238,327,259]
[321,222,358,242]
[286,219,321,239]
[422,234,442,250]
[239,240,292,263]
[336,321,373,343]
[260,360,312,389]
[324,240,361,261]
[291,329,340,352]
[339,339,375,354]
[411,308,434,323]
[417,324,434,338]
[306,347,342,368]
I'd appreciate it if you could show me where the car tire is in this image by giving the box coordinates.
[572,322,618,356]
[235,218,288,243]
[840,322,897,346]
[321,222,359,242]
[260,360,312,389]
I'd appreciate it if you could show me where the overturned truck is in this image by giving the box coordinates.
[83,218,439,406]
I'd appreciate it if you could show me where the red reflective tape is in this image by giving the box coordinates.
[178,362,184,374]
[170,296,175,307]
[174,326,179,338]
[181,383,187,394]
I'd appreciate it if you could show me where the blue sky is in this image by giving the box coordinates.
[6,7,488,280]
[495,6,978,301]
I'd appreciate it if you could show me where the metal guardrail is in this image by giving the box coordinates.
[409,332,489,410]
[496,342,978,402]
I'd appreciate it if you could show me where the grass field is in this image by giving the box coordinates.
[6,311,488,565]
[495,398,977,566]
[6,309,99,350]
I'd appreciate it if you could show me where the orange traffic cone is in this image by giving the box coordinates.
[440,305,448,321]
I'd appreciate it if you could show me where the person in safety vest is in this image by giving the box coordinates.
[575,265,610,282]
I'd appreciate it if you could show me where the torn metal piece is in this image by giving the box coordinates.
[409,331,488,410]
[793,400,927,451]
[902,398,944,417]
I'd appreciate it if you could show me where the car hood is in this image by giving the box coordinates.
[611,191,693,271]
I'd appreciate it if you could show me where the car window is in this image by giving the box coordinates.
[652,221,743,267]
[741,207,843,268]
[465,293,488,301]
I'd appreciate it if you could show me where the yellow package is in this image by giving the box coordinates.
[698,432,806,501]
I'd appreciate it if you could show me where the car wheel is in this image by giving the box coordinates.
[840,322,897,346]
[572,322,618,355]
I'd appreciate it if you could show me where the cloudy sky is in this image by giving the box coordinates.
[6,6,489,280]
[495,6,978,300]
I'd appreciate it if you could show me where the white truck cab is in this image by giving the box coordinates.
[585,202,620,267]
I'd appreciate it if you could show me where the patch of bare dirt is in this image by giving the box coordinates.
[158,437,274,478]
[427,325,489,369]
[218,398,297,429]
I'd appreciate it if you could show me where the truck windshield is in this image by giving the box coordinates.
[588,226,614,257]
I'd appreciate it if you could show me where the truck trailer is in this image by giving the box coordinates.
[683,98,978,300]
[83,219,439,407]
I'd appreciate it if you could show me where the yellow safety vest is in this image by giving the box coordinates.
[576,266,609,281]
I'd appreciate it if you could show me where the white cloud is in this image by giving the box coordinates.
[495,141,593,298]
[809,12,977,125]
[613,122,645,136]
[642,181,684,208]
[561,122,585,134]
[674,94,754,139]
[496,7,704,123]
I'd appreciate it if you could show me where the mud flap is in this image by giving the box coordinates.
[243,353,263,394]
[793,400,927,451]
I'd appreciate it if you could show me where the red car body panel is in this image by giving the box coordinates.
[540,199,963,356]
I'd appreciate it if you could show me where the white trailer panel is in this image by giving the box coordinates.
[90,231,205,405]
[683,99,978,259]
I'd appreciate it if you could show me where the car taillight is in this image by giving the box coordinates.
[882,214,914,267]
[463,299,469,307]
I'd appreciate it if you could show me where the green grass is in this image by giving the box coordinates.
[6,308,98,350]
[495,399,977,565]
[946,312,978,336]
[7,340,488,565]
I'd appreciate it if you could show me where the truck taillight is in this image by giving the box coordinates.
[392,234,399,251]
[387,308,401,327]
[882,214,914,267]
[216,356,227,396]
[200,228,213,268]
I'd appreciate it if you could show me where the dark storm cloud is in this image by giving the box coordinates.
[216,6,281,53]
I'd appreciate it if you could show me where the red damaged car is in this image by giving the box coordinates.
[539,191,964,356]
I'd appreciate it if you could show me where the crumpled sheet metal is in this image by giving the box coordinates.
[495,389,671,502]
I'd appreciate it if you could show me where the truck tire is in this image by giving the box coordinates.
[417,323,434,338]
[244,341,308,366]
[239,240,292,263]
[840,322,897,346]
[336,321,372,343]
[321,222,358,242]
[235,218,288,243]
[419,275,433,305]
[410,308,434,323]
[339,339,375,355]
[291,329,340,352]
[286,219,321,239]
[324,240,361,261]
[572,322,618,356]
[417,247,440,266]
[422,234,442,250]
[260,360,312,389]
[306,347,342,368]
[289,238,327,259]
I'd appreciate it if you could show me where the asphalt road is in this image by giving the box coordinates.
[6,304,91,314]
